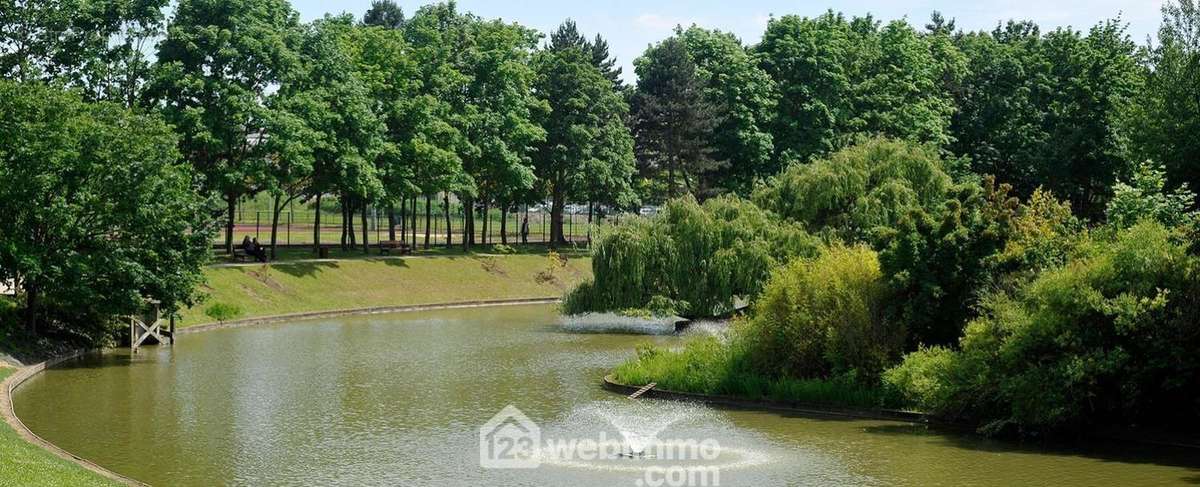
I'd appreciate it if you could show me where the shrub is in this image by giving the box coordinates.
[877,177,1018,347]
[738,244,902,381]
[886,221,1200,434]
[491,244,517,254]
[204,303,243,322]
[1105,160,1197,229]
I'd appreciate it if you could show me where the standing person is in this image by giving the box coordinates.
[520,215,529,244]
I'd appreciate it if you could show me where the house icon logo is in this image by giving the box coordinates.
[479,405,541,469]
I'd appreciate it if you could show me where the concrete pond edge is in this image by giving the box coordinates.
[0,297,563,487]
[0,352,147,486]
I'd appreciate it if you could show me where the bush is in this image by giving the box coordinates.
[877,177,1018,347]
[564,195,820,317]
[491,244,518,254]
[1105,160,1197,230]
[204,303,243,322]
[738,244,902,381]
[885,221,1200,434]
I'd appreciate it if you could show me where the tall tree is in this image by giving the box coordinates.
[534,20,636,245]
[148,0,300,254]
[456,14,546,249]
[756,12,960,164]
[951,20,1142,216]
[279,16,387,255]
[631,36,723,201]
[0,0,169,105]
[0,80,213,338]
[677,26,776,196]
[362,0,405,29]
[1132,0,1200,199]
[404,2,474,247]
[588,34,623,87]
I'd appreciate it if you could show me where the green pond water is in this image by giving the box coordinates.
[13,305,1200,486]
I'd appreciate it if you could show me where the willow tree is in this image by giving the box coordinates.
[564,196,819,317]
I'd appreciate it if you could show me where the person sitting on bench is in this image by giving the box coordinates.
[250,238,269,263]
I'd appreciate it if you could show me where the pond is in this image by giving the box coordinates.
[14,305,1200,486]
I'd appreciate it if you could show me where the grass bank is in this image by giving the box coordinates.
[0,367,122,486]
[613,337,902,410]
[181,251,591,326]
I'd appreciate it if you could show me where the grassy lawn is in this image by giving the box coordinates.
[0,367,122,486]
[181,251,592,326]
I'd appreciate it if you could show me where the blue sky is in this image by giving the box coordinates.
[291,0,1166,83]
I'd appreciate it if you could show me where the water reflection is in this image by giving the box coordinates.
[13,305,1200,486]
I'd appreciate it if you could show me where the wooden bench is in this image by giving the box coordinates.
[233,246,272,262]
[377,240,412,255]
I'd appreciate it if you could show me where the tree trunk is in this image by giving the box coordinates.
[462,195,473,251]
[399,197,408,246]
[313,193,323,255]
[347,198,357,247]
[270,193,283,261]
[481,200,490,246]
[24,282,38,335]
[387,203,396,242]
[587,200,594,246]
[550,182,565,247]
[361,204,370,254]
[411,195,418,248]
[340,196,349,251]
[424,195,432,249]
[444,193,453,248]
[500,203,508,245]
[225,194,237,255]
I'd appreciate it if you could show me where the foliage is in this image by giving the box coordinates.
[992,188,1081,274]
[613,338,899,409]
[885,221,1200,434]
[148,0,300,252]
[755,12,961,163]
[361,0,404,29]
[0,80,213,340]
[950,20,1143,216]
[0,0,168,105]
[533,20,636,243]
[675,26,777,196]
[738,245,901,381]
[877,177,1018,347]
[1105,160,1198,229]
[754,137,953,240]
[563,196,819,317]
[631,36,723,201]
[203,302,243,322]
[1130,0,1200,197]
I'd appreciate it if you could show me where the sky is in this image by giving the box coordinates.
[290,0,1167,84]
